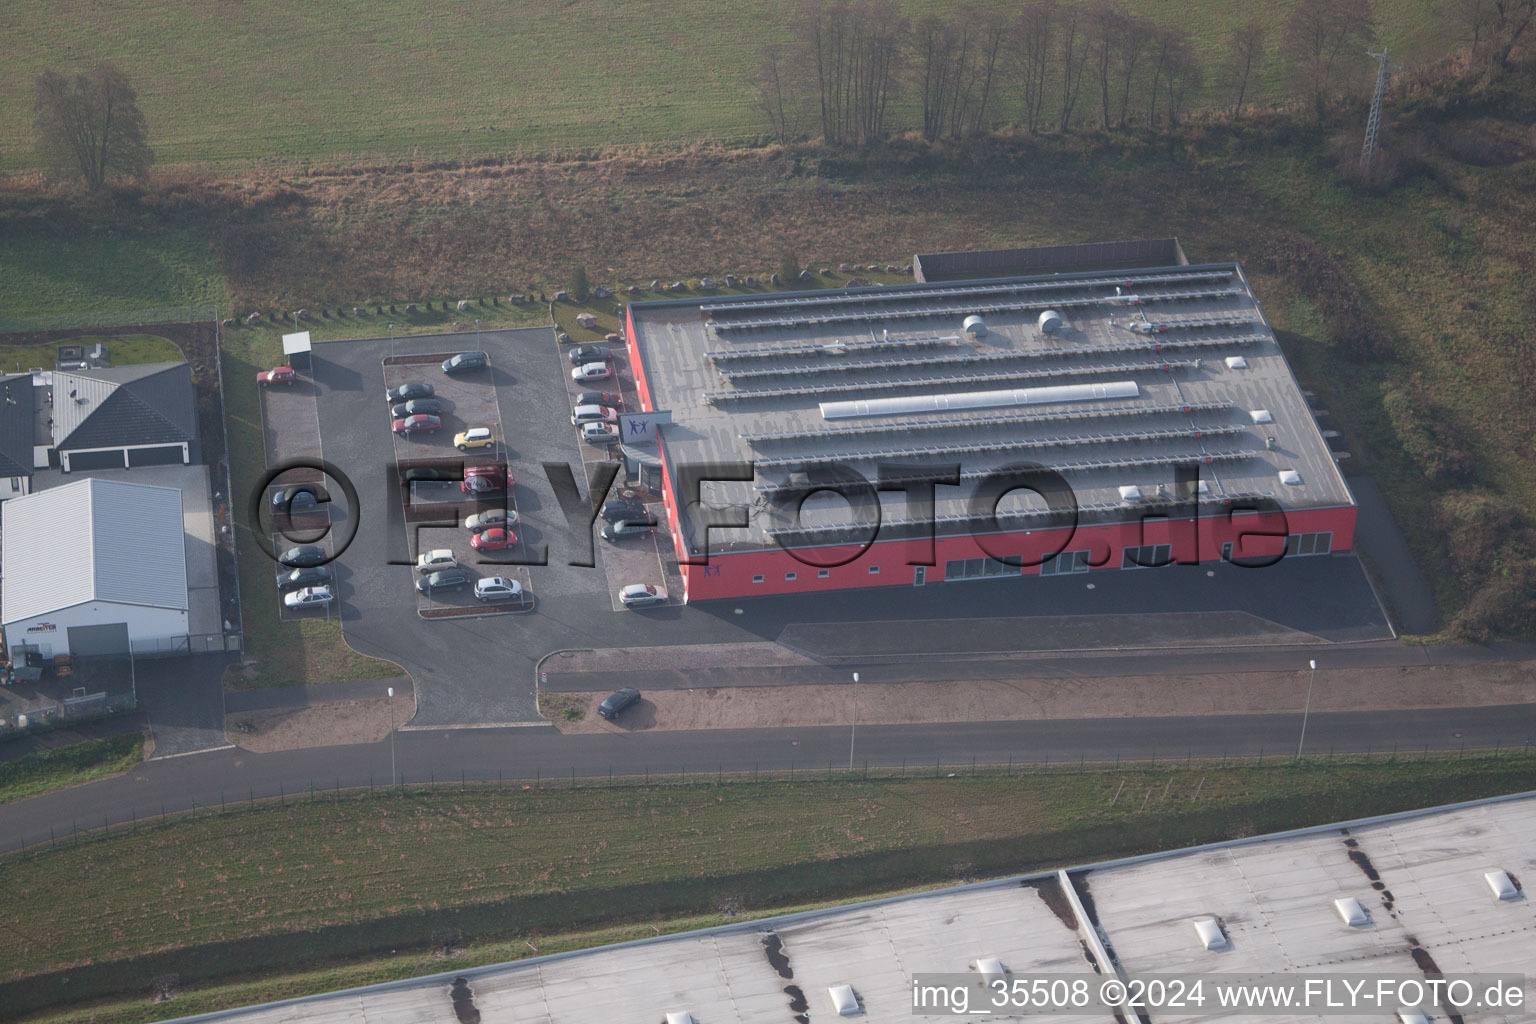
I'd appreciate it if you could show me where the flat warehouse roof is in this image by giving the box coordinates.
[627,264,1354,554]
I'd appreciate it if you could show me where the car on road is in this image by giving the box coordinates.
[601,519,652,542]
[416,548,457,573]
[415,568,469,593]
[571,403,619,426]
[567,344,610,365]
[581,422,620,445]
[464,508,517,531]
[402,466,458,483]
[475,576,523,603]
[283,585,334,609]
[392,414,442,435]
[571,362,612,382]
[600,499,650,523]
[455,426,494,450]
[270,484,327,510]
[576,390,622,409]
[275,566,332,591]
[441,351,488,374]
[462,464,514,494]
[597,687,642,720]
[256,365,298,386]
[386,382,434,403]
[470,527,516,551]
[618,583,667,608]
[390,398,442,418]
[279,544,327,567]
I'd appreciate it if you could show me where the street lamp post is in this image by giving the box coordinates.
[387,686,397,787]
[388,322,396,363]
[849,672,859,773]
[1296,659,1318,760]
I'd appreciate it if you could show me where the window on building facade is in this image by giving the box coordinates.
[1039,549,1092,576]
[1121,543,1173,569]
[752,574,764,583]
[817,569,830,579]
[785,572,797,581]
[1285,532,1333,557]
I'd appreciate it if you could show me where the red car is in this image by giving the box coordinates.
[461,464,515,494]
[471,527,517,551]
[392,414,442,435]
[257,366,297,385]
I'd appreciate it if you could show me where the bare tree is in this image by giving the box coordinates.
[798,0,907,146]
[1015,0,1056,133]
[33,62,152,190]
[1114,14,1153,129]
[1087,2,1126,130]
[1143,25,1189,127]
[1225,21,1267,117]
[1449,0,1536,67]
[1055,3,1091,131]
[914,14,963,140]
[759,43,803,141]
[961,4,1010,135]
[1163,33,1203,127]
[1282,0,1376,117]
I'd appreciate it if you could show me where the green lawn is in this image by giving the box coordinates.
[0,735,143,805]
[3,754,1531,1022]
[0,0,1447,171]
[0,333,185,374]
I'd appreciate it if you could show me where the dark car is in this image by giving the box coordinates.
[275,566,332,591]
[601,520,652,542]
[567,344,610,365]
[600,499,650,524]
[441,351,488,374]
[390,398,442,419]
[385,382,434,403]
[576,390,622,409]
[270,484,327,510]
[278,544,328,567]
[597,687,641,720]
[415,568,470,593]
[402,466,458,483]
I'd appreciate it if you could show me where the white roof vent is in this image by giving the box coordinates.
[1195,480,1211,495]
[1039,310,1063,334]
[1119,485,1142,501]
[1334,896,1369,927]
[665,1014,696,1024]
[963,314,986,336]
[1225,356,1249,369]
[1278,469,1302,485]
[1396,1012,1430,1024]
[1193,917,1227,950]
[1249,409,1274,423]
[829,984,861,1016]
[1484,869,1520,900]
[976,957,1008,985]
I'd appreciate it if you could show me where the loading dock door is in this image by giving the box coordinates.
[67,622,131,657]
[128,445,186,467]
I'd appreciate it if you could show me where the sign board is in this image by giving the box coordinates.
[617,410,672,444]
[25,621,57,633]
[281,331,313,356]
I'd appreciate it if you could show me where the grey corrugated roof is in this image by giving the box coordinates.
[51,362,197,452]
[1,477,188,624]
[0,375,32,477]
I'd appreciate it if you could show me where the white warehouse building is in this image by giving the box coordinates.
[1,478,189,659]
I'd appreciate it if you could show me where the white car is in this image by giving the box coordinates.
[475,576,524,603]
[283,585,334,609]
[571,362,612,382]
[571,403,619,426]
[618,583,667,608]
[582,422,621,445]
[416,548,457,573]
[464,508,518,531]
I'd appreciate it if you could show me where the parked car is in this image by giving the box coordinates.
[600,499,650,524]
[385,382,434,403]
[462,464,514,494]
[402,466,458,483]
[571,403,619,426]
[270,484,326,510]
[454,426,494,450]
[275,566,331,591]
[571,362,612,382]
[581,422,620,445]
[441,351,488,374]
[283,585,334,609]
[618,583,667,608]
[415,548,457,573]
[601,519,652,542]
[390,398,442,418]
[475,576,523,603]
[576,390,622,409]
[597,687,642,720]
[279,544,328,567]
[392,413,442,435]
[464,508,518,531]
[415,568,469,593]
[567,344,610,365]
[470,527,516,551]
[256,365,297,386]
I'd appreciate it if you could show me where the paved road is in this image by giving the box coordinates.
[3,703,1531,854]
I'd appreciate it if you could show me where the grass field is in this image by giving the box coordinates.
[3,753,1532,1022]
[0,333,185,374]
[0,735,143,805]
[0,0,1449,171]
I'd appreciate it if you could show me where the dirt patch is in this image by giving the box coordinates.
[549,660,1536,734]
[227,691,416,752]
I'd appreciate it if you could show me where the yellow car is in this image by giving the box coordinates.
[454,427,494,451]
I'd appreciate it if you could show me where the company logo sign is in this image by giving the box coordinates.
[25,621,57,633]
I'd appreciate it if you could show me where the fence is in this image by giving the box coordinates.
[0,305,220,335]
[129,633,243,657]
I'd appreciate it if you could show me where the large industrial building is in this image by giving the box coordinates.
[623,247,1355,602]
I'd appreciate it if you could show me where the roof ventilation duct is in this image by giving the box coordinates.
[820,380,1138,420]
